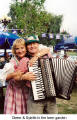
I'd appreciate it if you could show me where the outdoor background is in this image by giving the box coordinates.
[0,0,77,115]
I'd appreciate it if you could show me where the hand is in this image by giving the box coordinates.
[29,48,50,66]
[22,72,36,81]
[13,71,23,81]
[38,48,50,57]
[6,71,24,81]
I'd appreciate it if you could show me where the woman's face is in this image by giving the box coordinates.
[15,44,26,59]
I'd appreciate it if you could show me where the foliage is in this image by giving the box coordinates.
[49,15,63,33]
[8,0,63,46]
[61,30,69,35]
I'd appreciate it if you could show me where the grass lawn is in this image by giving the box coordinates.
[66,51,77,56]
[57,83,77,114]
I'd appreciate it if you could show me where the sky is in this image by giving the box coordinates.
[44,0,77,36]
[0,0,77,36]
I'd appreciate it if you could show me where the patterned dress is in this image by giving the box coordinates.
[4,57,30,114]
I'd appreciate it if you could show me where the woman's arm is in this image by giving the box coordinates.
[6,71,36,82]
[6,71,23,81]
[6,72,14,81]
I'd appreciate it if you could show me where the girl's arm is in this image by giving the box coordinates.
[6,72,14,81]
[6,71,23,81]
[6,70,36,81]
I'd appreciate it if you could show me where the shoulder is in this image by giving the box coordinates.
[10,57,17,65]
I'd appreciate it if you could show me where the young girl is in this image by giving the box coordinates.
[4,38,50,114]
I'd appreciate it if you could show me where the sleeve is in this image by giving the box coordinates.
[0,62,15,86]
[10,58,17,65]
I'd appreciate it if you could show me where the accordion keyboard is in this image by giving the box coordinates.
[29,61,45,100]
[29,58,56,101]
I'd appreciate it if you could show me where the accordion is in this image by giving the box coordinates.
[29,57,77,101]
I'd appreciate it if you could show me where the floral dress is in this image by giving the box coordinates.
[4,57,30,114]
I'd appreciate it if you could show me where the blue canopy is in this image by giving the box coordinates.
[54,36,77,50]
[0,31,20,49]
[75,36,77,44]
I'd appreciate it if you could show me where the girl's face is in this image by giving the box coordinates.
[15,44,26,59]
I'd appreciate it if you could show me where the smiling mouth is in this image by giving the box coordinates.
[30,48,36,50]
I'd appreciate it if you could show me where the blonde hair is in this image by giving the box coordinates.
[12,38,26,56]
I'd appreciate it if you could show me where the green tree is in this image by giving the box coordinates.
[8,0,63,46]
